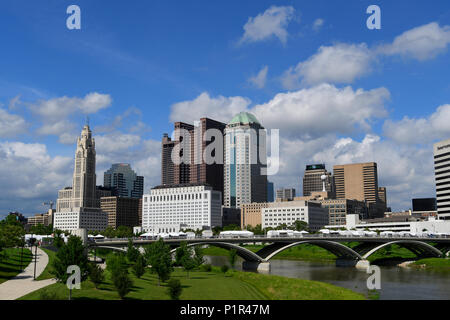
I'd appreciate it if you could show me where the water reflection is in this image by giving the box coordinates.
[205,256,450,300]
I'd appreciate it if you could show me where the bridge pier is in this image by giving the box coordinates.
[242,261,271,273]
[335,258,370,269]
[355,260,370,270]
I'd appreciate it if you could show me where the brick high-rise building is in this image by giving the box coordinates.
[161,118,226,195]
[100,196,140,229]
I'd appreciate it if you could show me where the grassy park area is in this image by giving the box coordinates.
[20,266,364,300]
[0,247,32,284]
[36,247,56,281]
[412,258,450,271]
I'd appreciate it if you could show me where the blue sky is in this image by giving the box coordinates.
[0,0,449,216]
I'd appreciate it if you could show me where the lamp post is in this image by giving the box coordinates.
[33,243,37,280]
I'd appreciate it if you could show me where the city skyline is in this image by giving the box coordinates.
[1,1,450,214]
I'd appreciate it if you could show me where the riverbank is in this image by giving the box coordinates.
[0,248,32,284]
[411,258,450,271]
[20,265,364,300]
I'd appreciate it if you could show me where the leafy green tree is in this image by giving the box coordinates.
[143,239,173,285]
[106,252,127,281]
[52,229,65,249]
[103,226,116,238]
[181,248,196,278]
[112,269,133,299]
[212,226,223,236]
[228,249,237,269]
[0,223,25,248]
[116,226,133,239]
[292,220,308,232]
[88,263,105,289]
[193,246,204,267]
[132,254,146,279]
[167,278,182,300]
[51,236,89,284]
[175,242,189,266]
[126,239,140,263]
[221,265,229,274]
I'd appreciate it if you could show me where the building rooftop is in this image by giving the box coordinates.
[228,112,260,126]
[152,182,212,190]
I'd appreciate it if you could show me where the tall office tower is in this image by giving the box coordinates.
[100,196,140,228]
[161,118,226,194]
[54,124,108,232]
[72,124,97,208]
[378,187,387,207]
[333,162,383,218]
[161,133,175,185]
[173,121,194,184]
[303,164,334,196]
[224,112,267,208]
[276,188,296,201]
[104,163,144,199]
[434,139,450,220]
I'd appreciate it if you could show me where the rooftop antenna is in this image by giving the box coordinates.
[85,115,90,127]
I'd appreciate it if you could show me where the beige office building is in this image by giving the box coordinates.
[240,202,269,229]
[333,162,385,218]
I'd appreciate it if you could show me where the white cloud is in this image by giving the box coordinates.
[312,18,324,31]
[281,43,374,88]
[240,6,295,45]
[29,92,112,142]
[0,141,72,213]
[0,109,27,138]
[248,66,269,89]
[170,92,251,124]
[378,22,450,60]
[252,84,390,137]
[383,104,450,144]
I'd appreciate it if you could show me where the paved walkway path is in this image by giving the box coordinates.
[0,247,56,300]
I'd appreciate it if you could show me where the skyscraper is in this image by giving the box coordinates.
[333,162,384,218]
[276,188,296,201]
[161,118,226,194]
[303,164,334,197]
[224,112,267,208]
[434,139,450,220]
[54,124,108,231]
[104,163,144,199]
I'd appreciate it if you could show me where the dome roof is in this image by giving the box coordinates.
[228,112,260,125]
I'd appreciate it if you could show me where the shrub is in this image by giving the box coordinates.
[221,265,229,274]
[113,269,133,299]
[200,264,212,272]
[88,263,105,289]
[167,278,182,300]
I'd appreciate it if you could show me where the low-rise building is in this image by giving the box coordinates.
[262,200,329,231]
[142,183,222,233]
[240,202,269,229]
[53,208,108,232]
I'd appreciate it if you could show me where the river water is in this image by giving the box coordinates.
[205,255,450,300]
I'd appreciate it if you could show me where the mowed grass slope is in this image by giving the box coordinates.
[0,248,32,284]
[36,247,56,280]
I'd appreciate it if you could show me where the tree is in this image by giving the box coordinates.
[132,254,146,279]
[292,220,308,232]
[116,226,133,239]
[143,239,173,285]
[223,224,241,231]
[221,265,229,274]
[52,229,65,249]
[88,263,105,289]
[175,242,189,266]
[51,236,89,284]
[126,239,140,263]
[0,223,25,248]
[167,278,182,300]
[193,246,205,267]
[181,248,196,278]
[228,249,237,269]
[106,252,127,281]
[113,269,133,299]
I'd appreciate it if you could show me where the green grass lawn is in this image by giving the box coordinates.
[20,268,267,300]
[367,244,418,263]
[0,248,32,284]
[19,264,364,300]
[36,247,57,281]
[412,258,450,271]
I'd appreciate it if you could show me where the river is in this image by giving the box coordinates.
[205,255,450,300]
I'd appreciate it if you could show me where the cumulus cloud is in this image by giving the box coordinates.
[269,134,434,211]
[0,108,27,138]
[281,43,374,88]
[383,104,450,144]
[29,92,112,143]
[378,22,450,60]
[252,84,390,137]
[170,92,251,124]
[248,66,269,89]
[240,6,295,45]
[0,141,73,213]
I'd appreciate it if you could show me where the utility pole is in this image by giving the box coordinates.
[33,244,38,280]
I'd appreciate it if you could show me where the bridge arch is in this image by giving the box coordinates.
[361,240,443,260]
[261,240,363,261]
[93,245,127,253]
[170,242,263,262]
